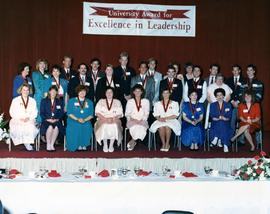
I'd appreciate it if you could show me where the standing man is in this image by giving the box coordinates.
[147,57,162,105]
[89,58,104,101]
[205,64,220,86]
[60,55,77,81]
[114,52,136,107]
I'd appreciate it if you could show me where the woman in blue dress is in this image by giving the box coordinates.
[40,86,65,151]
[66,85,94,152]
[181,90,205,150]
[44,65,68,109]
[12,62,34,98]
[209,88,233,152]
[32,59,50,123]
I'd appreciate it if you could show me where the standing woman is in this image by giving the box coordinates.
[150,88,181,152]
[95,64,124,104]
[66,85,94,152]
[209,88,233,152]
[12,62,34,98]
[95,87,123,152]
[125,84,150,151]
[231,90,261,151]
[40,86,65,151]
[9,83,39,151]
[181,91,205,150]
[44,65,68,109]
[32,59,49,123]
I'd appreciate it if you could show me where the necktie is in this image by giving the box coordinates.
[210,76,214,84]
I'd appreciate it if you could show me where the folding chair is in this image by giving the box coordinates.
[8,133,40,152]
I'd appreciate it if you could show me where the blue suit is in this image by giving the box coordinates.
[12,75,34,98]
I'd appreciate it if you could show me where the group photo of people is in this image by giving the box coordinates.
[9,51,264,153]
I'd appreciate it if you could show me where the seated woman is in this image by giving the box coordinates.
[12,62,34,98]
[125,84,150,151]
[40,86,65,151]
[9,83,39,151]
[66,85,94,151]
[231,90,260,151]
[150,88,180,152]
[95,87,123,152]
[181,90,205,150]
[209,88,233,152]
[44,65,68,109]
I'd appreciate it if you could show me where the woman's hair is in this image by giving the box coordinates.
[35,59,48,71]
[18,62,31,75]
[188,89,198,98]
[131,84,145,99]
[20,83,31,93]
[51,64,61,74]
[76,85,89,95]
[243,89,255,104]
[214,88,226,97]
[103,86,115,99]
[47,85,59,99]
[160,87,171,100]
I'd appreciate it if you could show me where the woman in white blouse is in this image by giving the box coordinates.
[94,87,123,152]
[125,84,150,151]
[9,83,39,151]
[150,88,181,152]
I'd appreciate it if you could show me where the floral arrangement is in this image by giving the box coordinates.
[234,151,270,181]
[0,113,10,141]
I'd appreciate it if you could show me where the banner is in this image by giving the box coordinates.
[83,2,196,37]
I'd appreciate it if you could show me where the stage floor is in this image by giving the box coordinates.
[0,132,269,159]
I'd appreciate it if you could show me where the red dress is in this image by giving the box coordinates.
[238,103,261,133]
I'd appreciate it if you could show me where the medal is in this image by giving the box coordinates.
[218,101,224,117]
[167,78,174,92]
[134,98,142,112]
[77,97,86,114]
[106,98,113,111]
[21,95,29,113]
[189,101,197,120]
[106,77,113,87]
[140,76,148,88]
[162,99,170,113]
[51,99,56,117]
[52,76,60,89]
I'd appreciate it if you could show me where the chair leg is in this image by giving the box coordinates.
[64,135,67,151]
[179,136,181,151]
[153,133,156,151]
[148,132,151,151]
[90,134,94,151]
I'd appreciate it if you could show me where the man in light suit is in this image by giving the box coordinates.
[131,61,155,108]
[147,57,162,105]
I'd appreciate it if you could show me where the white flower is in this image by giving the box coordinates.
[254,165,259,169]
[247,167,253,175]
[253,173,256,176]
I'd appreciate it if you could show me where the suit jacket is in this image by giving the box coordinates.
[159,78,183,104]
[225,76,245,102]
[205,75,217,87]
[131,75,155,108]
[95,76,124,103]
[239,78,264,103]
[67,74,94,101]
[60,67,77,81]
[114,66,136,96]
[147,71,163,104]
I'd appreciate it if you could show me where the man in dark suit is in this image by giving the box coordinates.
[67,63,94,101]
[225,64,245,130]
[159,65,183,105]
[204,64,220,86]
[114,52,136,106]
[60,55,77,81]
[131,61,155,108]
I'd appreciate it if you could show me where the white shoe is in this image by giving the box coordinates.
[78,146,82,150]
[108,146,114,153]
[103,143,109,153]
[82,146,87,151]
[24,144,33,151]
[223,145,229,153]
[217,140,223,148]
[211,137,218,146]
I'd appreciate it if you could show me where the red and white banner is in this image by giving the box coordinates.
[83,2,196,37]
